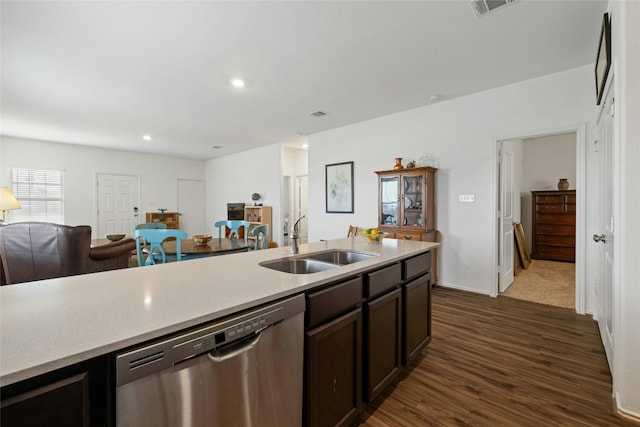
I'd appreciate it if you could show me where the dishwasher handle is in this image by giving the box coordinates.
[208,327,265,362]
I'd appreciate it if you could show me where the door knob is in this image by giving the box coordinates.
[593,234,607,243]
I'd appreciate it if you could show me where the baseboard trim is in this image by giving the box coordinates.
[613,395,640,425]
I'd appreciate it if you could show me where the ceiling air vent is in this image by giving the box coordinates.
[470,0,515,17]
[309,110,327,117]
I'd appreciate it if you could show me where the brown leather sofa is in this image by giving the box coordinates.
[0,222,136,285]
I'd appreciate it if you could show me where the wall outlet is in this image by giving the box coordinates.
[459,194,475,202]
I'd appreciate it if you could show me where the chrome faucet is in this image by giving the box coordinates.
[290,215,306,254]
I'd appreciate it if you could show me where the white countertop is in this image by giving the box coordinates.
[0,238,438,387]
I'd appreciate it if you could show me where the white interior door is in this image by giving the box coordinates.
[178,179,206,238]
[97,174,139,238]
[499,144,515,291]
[595,83,615,367]
[296,175,309,243]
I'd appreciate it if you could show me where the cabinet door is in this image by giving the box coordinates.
[403,274,431,366]
[379,175,399,227]
[306,309,363,427]
[365,288,402,402]
[401,173,424,228]
[0,373,89,427]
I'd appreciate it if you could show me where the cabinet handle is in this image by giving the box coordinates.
[403,235,413,240]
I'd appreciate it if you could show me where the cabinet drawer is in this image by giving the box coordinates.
[535,195,564,204]
[404,252,432,281]
[535,235,575,246]
[365,263,401,298]
[533,245,575,262]
[535,214,575,225]
[536,224,575,236]
[394,231,423,241]
[536,203,564,214]
[307,277,363,328]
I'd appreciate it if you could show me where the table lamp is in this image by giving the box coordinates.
[0,187,21,222]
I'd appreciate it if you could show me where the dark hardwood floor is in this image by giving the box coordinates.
[356,286,634,426]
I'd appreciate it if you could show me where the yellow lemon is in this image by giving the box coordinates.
[371,229,378,235]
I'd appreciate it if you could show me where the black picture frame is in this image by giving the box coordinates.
[595,13,611,106]
[325,161,354,213]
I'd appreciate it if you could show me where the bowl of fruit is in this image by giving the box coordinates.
[193,234,212,245]
[361,228,388,244]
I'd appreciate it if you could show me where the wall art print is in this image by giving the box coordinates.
[325,161,354,213]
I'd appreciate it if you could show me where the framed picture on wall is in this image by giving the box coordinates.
[595,12,611,106]
[325,161,354,213]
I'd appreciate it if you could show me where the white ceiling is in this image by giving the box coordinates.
[1,1,606,160]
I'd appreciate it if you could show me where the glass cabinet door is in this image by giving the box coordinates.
[402,174,424,227]
[380,176,399,226]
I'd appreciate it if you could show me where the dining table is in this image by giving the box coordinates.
[161,237,250,258]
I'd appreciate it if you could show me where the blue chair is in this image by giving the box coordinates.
[214,220,250,244]
[250,224,269,250]
[134,229,188,266]
[134,223,168,230]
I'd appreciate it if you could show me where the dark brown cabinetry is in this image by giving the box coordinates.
[304,251,433,426]
[0,358,107,427]
[531,190,576,262]
[305,277,364,427]
[365,288,402,401]
[363,263,403,401]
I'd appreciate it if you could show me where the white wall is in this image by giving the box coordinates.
[307,65,594,298]
[0,136,205,237]
[204,143,284,245]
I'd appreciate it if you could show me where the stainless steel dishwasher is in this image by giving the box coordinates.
[115,294,305,427]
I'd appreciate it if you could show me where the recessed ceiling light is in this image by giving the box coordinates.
[142,135,152,141]
[302,143,309,149]
[230,78,245,88]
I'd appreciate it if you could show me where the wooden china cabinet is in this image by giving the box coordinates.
[375,166,438,281]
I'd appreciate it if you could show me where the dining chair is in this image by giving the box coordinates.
[134,229,188,266]
[250,224,269,250]
[214,220,250,244]
[347,225,359,237]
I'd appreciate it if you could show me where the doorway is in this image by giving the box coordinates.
[178,179,206,238]
[494,126,586,314]
[295,176,309,244]
[96,173,140,238]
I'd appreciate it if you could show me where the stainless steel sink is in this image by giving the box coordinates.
[260,250,377,274]
[259,258,338,274]
[304,250,377,265]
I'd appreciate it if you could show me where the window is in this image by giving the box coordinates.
[10,167,64,223]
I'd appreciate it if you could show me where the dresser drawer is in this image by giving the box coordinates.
[307,277,363,328]
[533,245,575,262]
[536,223,575,236]
[536,194,564,204]
[535,235,575,247]
[536,203,564,214]
[365,263,402,299]
[535,214,575,225]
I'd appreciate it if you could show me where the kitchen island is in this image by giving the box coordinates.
[1,237,438,426]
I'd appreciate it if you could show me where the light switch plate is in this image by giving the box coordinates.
[459,194,475,202]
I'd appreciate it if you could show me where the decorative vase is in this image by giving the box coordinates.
[393,158,404,170]
[557,178,569,190]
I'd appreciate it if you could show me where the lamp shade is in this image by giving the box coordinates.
[0,187,21,221]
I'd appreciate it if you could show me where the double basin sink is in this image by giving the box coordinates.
[259,249,378,274]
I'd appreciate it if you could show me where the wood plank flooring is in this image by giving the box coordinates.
[356,286,634,426]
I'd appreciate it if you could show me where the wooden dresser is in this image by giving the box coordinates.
[531,190,576,262]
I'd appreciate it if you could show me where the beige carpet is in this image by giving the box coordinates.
[501,259,575,309]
